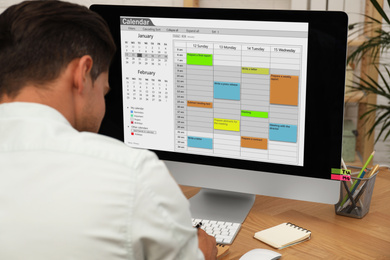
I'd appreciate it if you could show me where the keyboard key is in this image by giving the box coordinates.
[192,218,241,245]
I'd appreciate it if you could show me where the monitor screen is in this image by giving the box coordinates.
[91,5,348,220]
[121,17,308,166]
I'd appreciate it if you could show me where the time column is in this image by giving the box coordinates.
[174,41,187,152]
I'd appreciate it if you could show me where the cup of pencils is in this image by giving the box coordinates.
[335,164,379,218]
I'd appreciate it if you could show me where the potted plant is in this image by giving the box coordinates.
[347,0,390,143]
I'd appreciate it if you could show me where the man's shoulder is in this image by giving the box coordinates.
[0,102,160,170]
[71,131,158,169]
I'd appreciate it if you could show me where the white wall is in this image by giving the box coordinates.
[0,0,364,11]
[0,0,293,11]
[198,0,289,9]
[0,0,183,12]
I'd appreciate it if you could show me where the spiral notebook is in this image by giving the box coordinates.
[254,222,311,249]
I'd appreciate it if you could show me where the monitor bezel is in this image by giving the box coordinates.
[91,5,347,182]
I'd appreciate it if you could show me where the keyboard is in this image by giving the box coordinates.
[192,218,241,244]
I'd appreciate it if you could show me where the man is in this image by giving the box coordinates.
[0,1,217,259]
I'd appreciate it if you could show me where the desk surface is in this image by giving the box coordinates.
[180,167,390,259]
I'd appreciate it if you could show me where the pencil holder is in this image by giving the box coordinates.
[334,167,378,219]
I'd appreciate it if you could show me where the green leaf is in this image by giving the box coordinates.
[370,0,390,24]
[360,106,378,120]
[373,109,390,129]
[375,120,390,142]
[363,13,383,24]
[366,72,386,93]
[383,66,390,92]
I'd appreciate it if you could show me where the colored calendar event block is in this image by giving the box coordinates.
[214,81,240,100]
[270,74,299,106]
[187,136,213,149]
[187,100,213,108]
[241,110,268,118]
[241,136,268,150]
[214,118,240,132]
[187,53,213,66]
[269,123,297,143]
[241,67,269,75]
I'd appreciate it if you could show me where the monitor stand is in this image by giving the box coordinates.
[189,188,256,223]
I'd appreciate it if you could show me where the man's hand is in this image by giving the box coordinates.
[197,228,217,260]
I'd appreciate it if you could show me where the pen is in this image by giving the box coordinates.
[341,158,348,171]
[349,169,367,195]
[195,222,203,229]
[341,158,353,184]
[339,151,375,208]
[346,181,368,213]
[346,164,379,213]
[338,168,367,211]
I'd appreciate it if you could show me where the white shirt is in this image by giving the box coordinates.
[0,102,204,260]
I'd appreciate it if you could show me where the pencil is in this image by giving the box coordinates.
[357,151,375,178]
[339,151,375,208]
[367,164,379,178]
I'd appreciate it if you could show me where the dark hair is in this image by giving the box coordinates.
[0,0,116,98]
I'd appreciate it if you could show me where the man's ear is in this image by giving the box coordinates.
[73,55,93,94]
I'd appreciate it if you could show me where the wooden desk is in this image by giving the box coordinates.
[180,167,390,259]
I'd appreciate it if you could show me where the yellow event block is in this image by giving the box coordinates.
[242,67,269,75]
[214,118,240,131]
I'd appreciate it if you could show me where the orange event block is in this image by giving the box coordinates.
[187,100,213,108]
[241,136,268,150]
[270,74,299,106]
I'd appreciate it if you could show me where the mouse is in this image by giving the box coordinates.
[239,248,282,260]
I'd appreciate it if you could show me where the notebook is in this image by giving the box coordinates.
[254,222,311,249]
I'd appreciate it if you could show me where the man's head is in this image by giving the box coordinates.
[0,0,116,132]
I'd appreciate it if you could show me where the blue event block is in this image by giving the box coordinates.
[187,136,213,149]
[214,81,240,100]
[269,123,297,143]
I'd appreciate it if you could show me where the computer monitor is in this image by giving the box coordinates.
[91,5,348,223]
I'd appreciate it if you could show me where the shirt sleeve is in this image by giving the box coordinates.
[129,150,205,260]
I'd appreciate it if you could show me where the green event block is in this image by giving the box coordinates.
[331,168,351,175]
[241,67,269,75]
[187,53,213,66]
[241,110,269,118]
